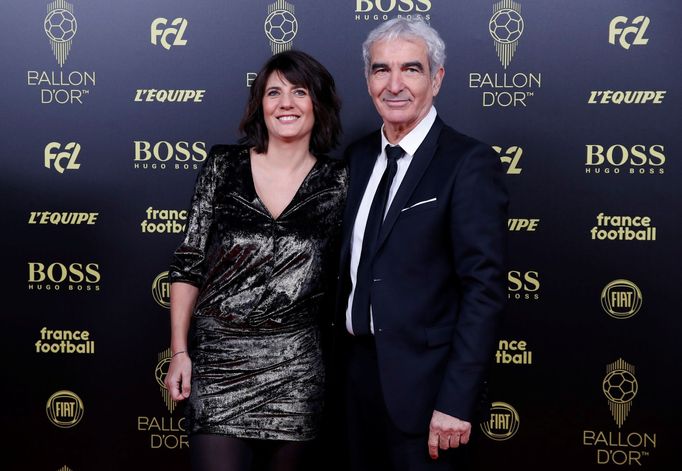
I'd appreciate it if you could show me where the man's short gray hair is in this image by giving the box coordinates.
[362,18,446,78]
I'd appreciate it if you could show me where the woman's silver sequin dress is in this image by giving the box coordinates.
[169,145,347,440]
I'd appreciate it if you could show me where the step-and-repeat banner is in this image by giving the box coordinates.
[4,1,680,469]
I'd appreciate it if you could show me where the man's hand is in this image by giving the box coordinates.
[427,410,471,459]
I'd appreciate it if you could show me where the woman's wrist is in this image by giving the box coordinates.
[171,350,188,358]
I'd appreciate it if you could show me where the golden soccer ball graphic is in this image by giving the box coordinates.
[489,9,523,43]
[44,9,77,42]
[155,357,171,389]
[264,10,297,44]
[603,369,638,403]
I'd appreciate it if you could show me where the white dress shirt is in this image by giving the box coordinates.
[346,106,438,334]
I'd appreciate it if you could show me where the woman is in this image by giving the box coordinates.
[164,50,346,471]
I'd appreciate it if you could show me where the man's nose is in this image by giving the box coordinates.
[387,70,404,94]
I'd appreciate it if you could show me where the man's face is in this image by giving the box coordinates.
[367,37,444,139]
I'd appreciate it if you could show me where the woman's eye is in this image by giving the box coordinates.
[293,89,308,97]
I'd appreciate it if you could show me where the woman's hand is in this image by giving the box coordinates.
[165,352,192,401]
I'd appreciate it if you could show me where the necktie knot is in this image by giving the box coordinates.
[385,144,405,163]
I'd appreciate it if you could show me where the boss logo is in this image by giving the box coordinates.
[134,141,207,163]
[355,0,431,13]
[28,262,100,284]
[44,142,81,173]
[507,270,540,300]
[609,16,649,50]
[586,145,664,166]
[508,270,539,292]
[151,18,188,50]
[585,145,664,175]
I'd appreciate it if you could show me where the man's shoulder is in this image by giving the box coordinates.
[437,121,492,154]
[344,129,382,157]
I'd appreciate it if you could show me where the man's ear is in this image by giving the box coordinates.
[432,67,445,96]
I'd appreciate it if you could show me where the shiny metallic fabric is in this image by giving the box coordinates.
[170,145,347,440]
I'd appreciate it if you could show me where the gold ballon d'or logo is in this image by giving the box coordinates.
[46,390,84,428]
[156,348,178,413]
[601,279,642,319]
[480,401,520,441]
[152,271,170,309]
[489,0,524,69]
[44,0,77,68]
[264,0,297,54]
[603,359,638,428]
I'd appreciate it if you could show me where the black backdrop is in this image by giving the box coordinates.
[3,0,681,469]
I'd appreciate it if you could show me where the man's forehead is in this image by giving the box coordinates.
[370,37,428,61]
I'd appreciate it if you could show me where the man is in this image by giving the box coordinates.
[336,18,508,470]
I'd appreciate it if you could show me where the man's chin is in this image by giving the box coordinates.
[378,107,411,120]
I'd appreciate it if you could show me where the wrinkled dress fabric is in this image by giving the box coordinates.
[169,145,347,441]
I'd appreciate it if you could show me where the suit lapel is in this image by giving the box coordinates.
[339,131,382,262]
[374,117,443,252]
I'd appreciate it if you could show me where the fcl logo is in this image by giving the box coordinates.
[151,18,188,50]
[609,16,649,50]
[44,142,81,173]
[493,145,523,175]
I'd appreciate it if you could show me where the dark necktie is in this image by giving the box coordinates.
[351,144,405,335]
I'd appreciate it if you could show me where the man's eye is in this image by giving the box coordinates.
[405,67,420,74]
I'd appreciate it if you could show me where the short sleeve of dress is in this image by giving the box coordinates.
[168,147,219,287]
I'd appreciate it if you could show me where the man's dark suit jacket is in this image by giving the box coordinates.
[336,116,508,435]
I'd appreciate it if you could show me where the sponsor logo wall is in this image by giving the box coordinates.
[5,0,679,469]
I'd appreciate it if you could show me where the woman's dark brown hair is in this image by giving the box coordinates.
[239,50,342,154]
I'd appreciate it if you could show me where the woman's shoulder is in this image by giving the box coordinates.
[315,154,347,175]
[201,145,250,174]
[314,154,348,189]
[208,144,249,161]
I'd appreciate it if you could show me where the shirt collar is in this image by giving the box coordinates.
[381,106,437,157]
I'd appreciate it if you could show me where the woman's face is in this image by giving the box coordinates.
[261,71,315,147]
